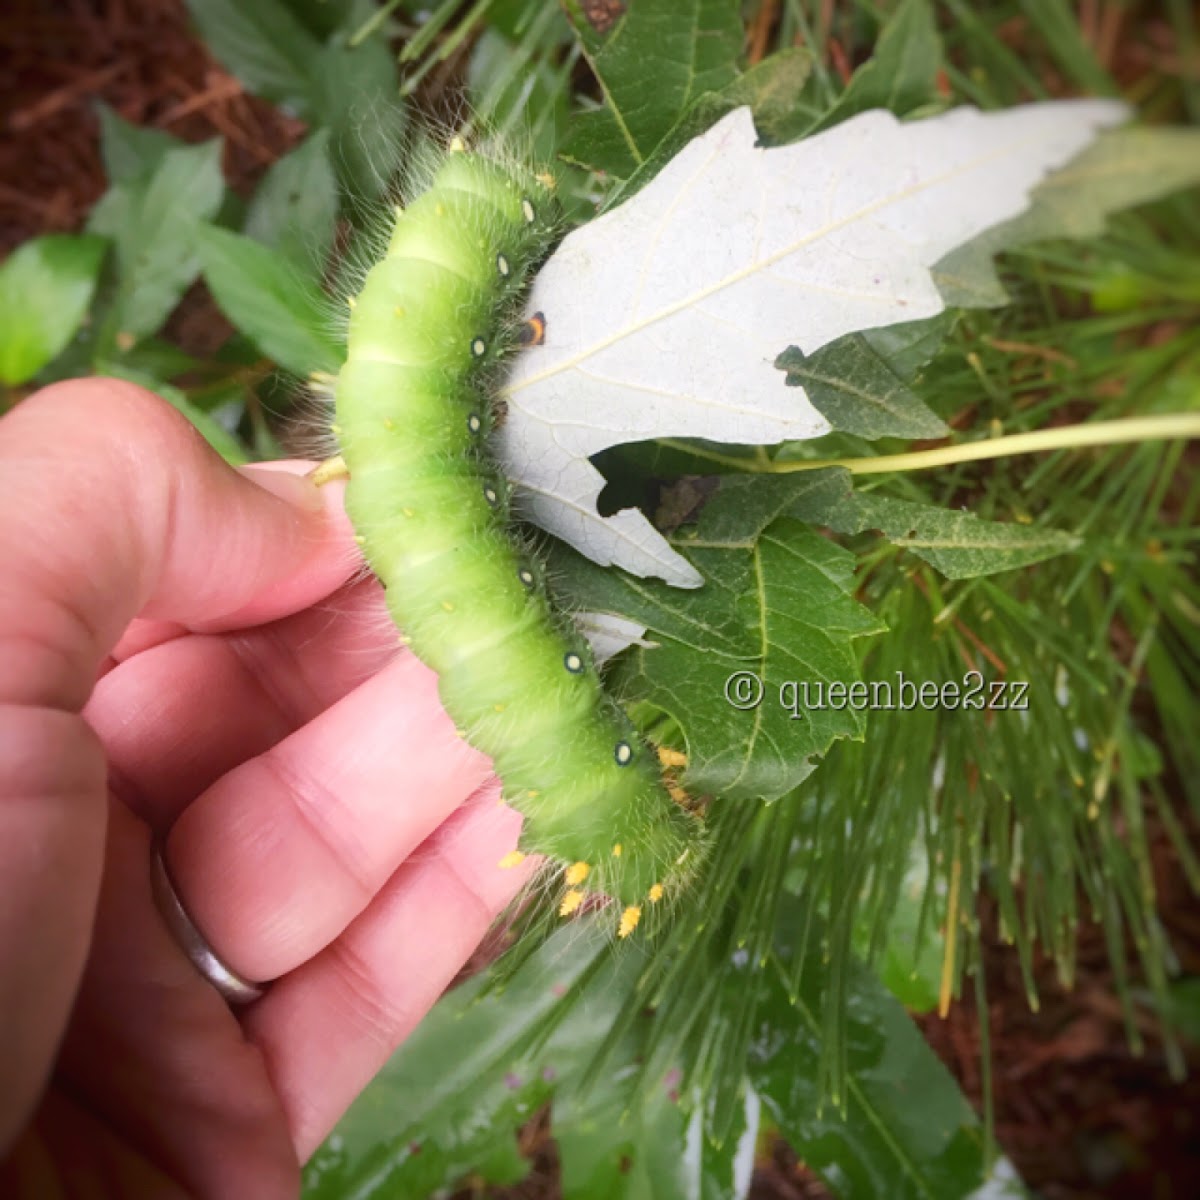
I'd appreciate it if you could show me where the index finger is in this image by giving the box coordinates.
[1,379,354,712]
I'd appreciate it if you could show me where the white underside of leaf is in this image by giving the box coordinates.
[573,611,655,664]
[497,100,1127,587]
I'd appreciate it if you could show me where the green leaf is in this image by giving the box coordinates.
[688,1085,759,1200]
[311,35,406,201]
[815,487,1081,578]
[856,845,943,1014]
[183,0,322,118]
[243,129,338,273]
[95,103,182,182]
[87,139,226,350]
[0,234,107,385]
[197,225,341,376]
[607,49,816,207]
[550,471,883,801]
[748,946,992,1199]
[562,0,744,178]
[303,929,610,1198]
[184,0,404,199]
[708,470,1077,580]
[777,320,950,441]
[626,519,883,799]
[935,126,1200,306]
[555,1070,691,1200]
[109,336,201,382]
[810,0,944,133]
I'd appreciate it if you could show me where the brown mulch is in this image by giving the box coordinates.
[915,817,1200,1200]
[3,3,1199,1199]
[0,0,306,254]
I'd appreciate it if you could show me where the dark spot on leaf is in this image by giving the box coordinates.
[656,475,720,532]
[581,0,625,35]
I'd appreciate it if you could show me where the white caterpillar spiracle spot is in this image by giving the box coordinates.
[497,100,1128,590]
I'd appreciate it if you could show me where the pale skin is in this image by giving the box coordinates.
[0,379,532,1197]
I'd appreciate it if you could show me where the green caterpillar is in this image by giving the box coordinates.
[331,141,706,936]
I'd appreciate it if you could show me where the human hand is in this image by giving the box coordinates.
[0,380,529,1197]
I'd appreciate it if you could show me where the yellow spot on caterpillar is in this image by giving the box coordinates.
[618,906,642,938]
[448,135,467,154]
[346,295,356,309]
[657,747,688,769]
[441,600,455,612]
[493,703,506,713]
[648,884,664,903]
[329,423,342,435]
[454,729,468,739]
[498,851,526,870]
[612,844,623,857]
[353,534,366,545]
[398,634,411,645]
[565,861,590,886]
[394,306,406,318]
[668,783,690,806]
[309,455,350,486]
[435,202,446,217]
[559,889,585,917]
[383,417,395,430]
[527,790,540,798]
[402,507,415,517]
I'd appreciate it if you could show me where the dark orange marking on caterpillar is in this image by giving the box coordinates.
[519,311,547,347]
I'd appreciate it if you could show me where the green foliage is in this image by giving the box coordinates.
[807,0,944,132]
[936,125,1200,306]
[182,0,406,198]
[750,908,989,1200]
[776,320,951,441]
[87,136,226,353]
[6,0,1198,1196]
[0,234,106,385]
[305,895,1001,1200]
[243,130,339,272]
[197,226,341,376]
[560,0,744,178]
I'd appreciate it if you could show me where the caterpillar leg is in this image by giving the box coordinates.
[309,454,350,487]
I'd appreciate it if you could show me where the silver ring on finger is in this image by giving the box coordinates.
[150,841,268,1006]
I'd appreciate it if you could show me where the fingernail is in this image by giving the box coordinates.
[238,464,326,513]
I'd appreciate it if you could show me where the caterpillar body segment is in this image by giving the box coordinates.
[332,147,706,926]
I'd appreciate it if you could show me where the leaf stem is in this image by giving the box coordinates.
[659,412,1200,476]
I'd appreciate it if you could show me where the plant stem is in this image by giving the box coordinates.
[658,412,1200,476]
